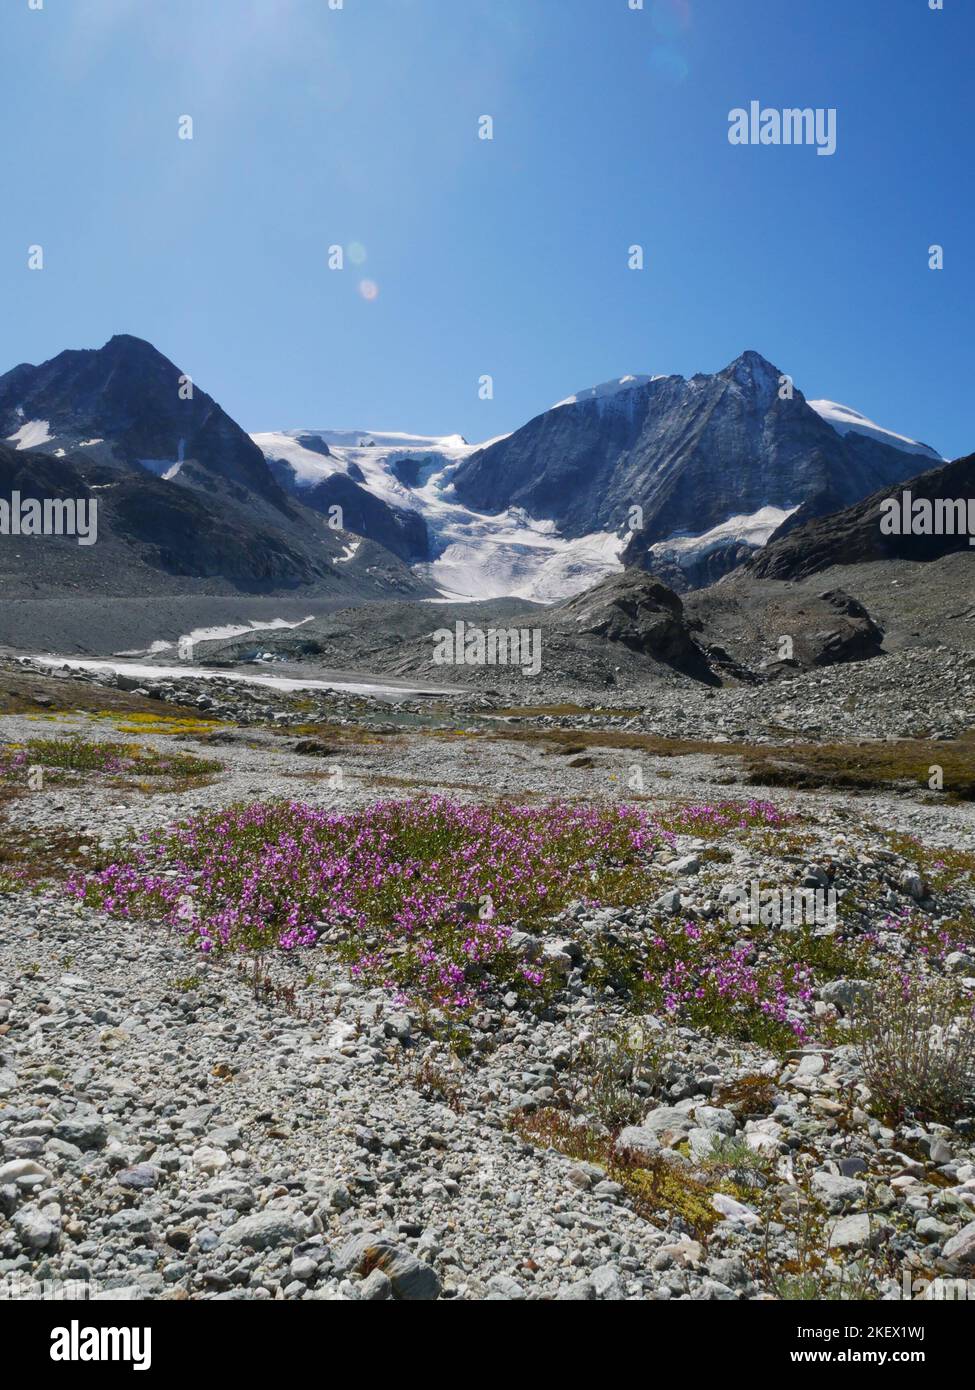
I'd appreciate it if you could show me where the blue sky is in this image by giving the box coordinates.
[1,0,971,457]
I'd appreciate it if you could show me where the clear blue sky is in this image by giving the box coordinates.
[1,0,971,458]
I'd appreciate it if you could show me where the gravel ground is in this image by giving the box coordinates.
[0,705,972,850]
[2,665,975,1302]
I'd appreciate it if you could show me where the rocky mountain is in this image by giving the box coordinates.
[265,453,431,564]
[0,438,423,601]
[0,337,429,600]
[451,351,938,588]
[2,335,955,610]
[0,335,283,506]
[252,429,628,604]
[749,452,975,581]
[672,455,975,677]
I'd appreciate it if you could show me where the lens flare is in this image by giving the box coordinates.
[649,45,689,84]
[347,241,367,267]
[358,279,379,302]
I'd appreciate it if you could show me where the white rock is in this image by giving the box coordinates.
[711,1193,759,1226]
[192,1146,231,1174]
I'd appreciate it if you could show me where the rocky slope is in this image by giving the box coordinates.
[554,571,717,683]
[750,452,975,582]
[0,440,425,600]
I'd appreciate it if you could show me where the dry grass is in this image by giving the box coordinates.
[852,976,975,1124]
[478,727,975,800]
[267,721,398,747]
[0,823,110,888]
[511,1108,765,1242]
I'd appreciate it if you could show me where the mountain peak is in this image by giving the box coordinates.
[103,332,165,353]
[98,334,182,371]
[0,334,283,504]
[719,349,783,385]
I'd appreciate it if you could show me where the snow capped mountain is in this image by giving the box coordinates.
[253,428,623,602]
[0,335,284,505]
[807,400,943,461]
[0,337,427,598]
[0,335,951,606]
[290,429,474,453]
[451,351,942,590]
[257,352,946,602]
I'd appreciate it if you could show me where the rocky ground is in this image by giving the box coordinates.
[1,653,974,1302]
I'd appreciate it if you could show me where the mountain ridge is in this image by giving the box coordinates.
[1,335,956,604]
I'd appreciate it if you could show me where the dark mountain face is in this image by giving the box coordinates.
[452,352,928,564]
[266,458,430,564]
[0,439,323,593]
[0,334,283,506]
[0,437,431,600]
[749,453,975,582]
[0,334,434,600]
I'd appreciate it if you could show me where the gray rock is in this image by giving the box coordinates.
[486,1274,527,1301]
[641,1106,697,1140]
[692,1278,738,1300]
[811,1170,867,1211]
[359,1268,393,1301]
[819,979,871,1014]
[655,889,682,914]
[555,1279,596,1300]
[688,1128,723,1161]
[336,1234,441,1301]
[221,1211,311,1252]
[672,855,701,876]
[116,1164,160,1191]
[942,1220,975,1267]
[693,1106,737,1135]
[53,1117,107,1151]
[591,1264,621,1297]
[0,1159,52,1189]
[916,1216,953,1243]
[829,1214,875,1251]
[13,1205,60,1252]
[838,1156,868,1178]
[930,1137,954,1165]
[617,1126,661,1161]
